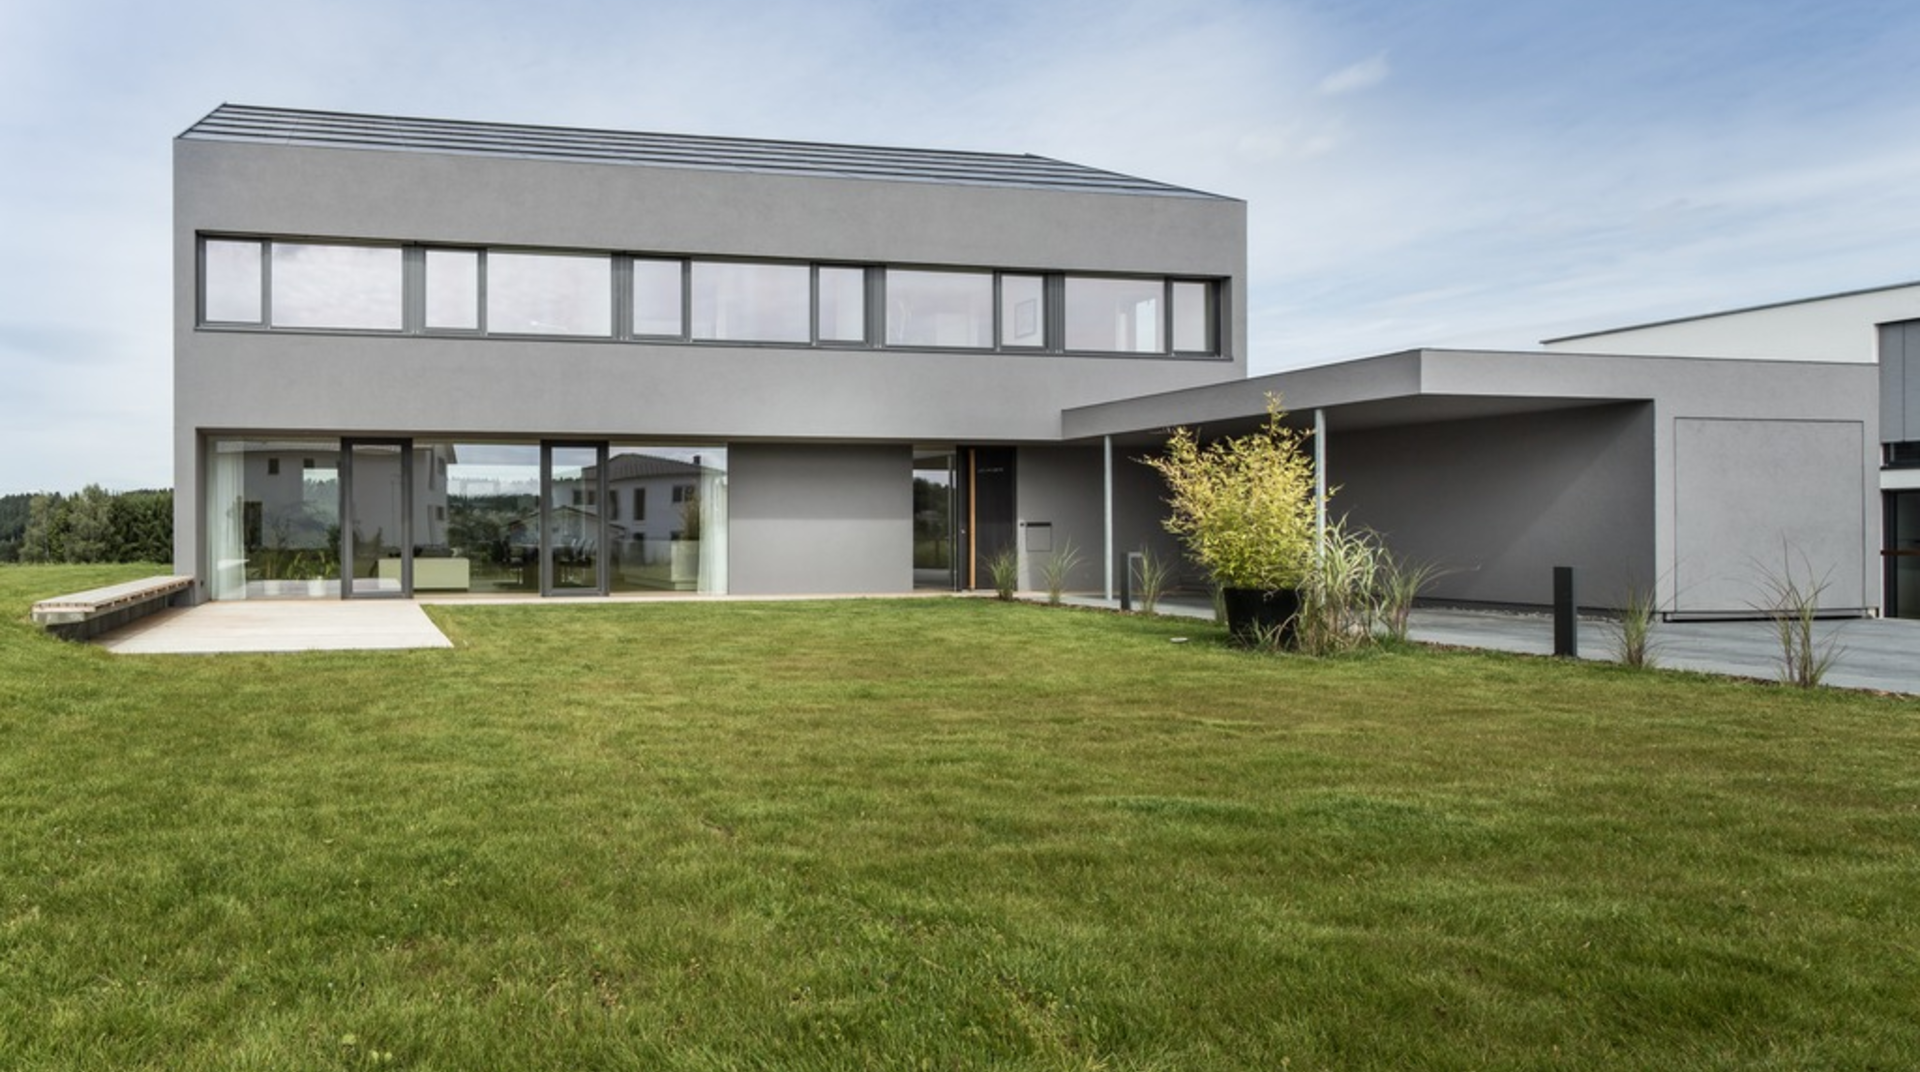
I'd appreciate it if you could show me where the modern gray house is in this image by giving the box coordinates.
[174,105,1893,618]
[174,104,1245,603]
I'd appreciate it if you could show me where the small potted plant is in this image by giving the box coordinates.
[1143,395,1319,645]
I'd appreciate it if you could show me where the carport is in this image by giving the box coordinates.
[1063,348,1881,617]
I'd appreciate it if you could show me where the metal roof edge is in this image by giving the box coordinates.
[178,103,1233,200]
[1542,280,1920,344]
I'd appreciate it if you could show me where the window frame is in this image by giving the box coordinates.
[195,234,1227,360]
[883,266,998,351]
[482,248,616,339]
[421,246,486,335]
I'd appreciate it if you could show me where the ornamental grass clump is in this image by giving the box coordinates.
[1132,546,1174,615]
[1142,395,1319,593]
[1041,539,1085,605]
[986,545,1020,601]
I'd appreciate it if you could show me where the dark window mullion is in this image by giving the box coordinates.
[613,255,632,339]
[259,240,274,328]
[403,247,425,334]
[992,274,1004,352]
[680,260,693,341]
[1046,274,1064,353]
[476,251,489,334]
[1163,279,1175,354]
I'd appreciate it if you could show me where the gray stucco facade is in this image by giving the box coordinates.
[173,106,1886,617]
[173,106,1246,602]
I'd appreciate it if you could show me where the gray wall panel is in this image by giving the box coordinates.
[1329,404,1656,608]
[1012,447,1105,592]
[727,443,911,595]
[1908,324,1920,443]
[1672,418,1867,612]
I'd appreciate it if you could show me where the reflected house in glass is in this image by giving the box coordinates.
[173,105,1245,602]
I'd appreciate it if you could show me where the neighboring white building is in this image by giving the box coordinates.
[1546,283,1920,617]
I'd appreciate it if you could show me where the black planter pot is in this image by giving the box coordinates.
[1221,587,1301,646]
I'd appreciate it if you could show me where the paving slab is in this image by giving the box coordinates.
[1408,607,1920,695]
[96,600,452,655]
[1063,594,1920,695]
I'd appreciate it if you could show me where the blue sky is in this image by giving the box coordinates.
[3,0,1918,494]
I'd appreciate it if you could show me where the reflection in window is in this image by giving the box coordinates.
[203,239,263,323]
[199,233,1222,358]
[817,266,867,343]
[691,262,809,343]
[487,252,612,336]
[632,258,684,336]
[1172,281,1212,353]
[205,437,341,600]
[271,243,403,330]
[1065,276,1162,353]
[426,249,480,330]
[1000,274,1045,348]
[605,446,727,594]
[886,269,992,348]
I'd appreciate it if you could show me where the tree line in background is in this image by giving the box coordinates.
[0,488,172,564]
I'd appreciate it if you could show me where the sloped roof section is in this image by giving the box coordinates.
[181,104,1228,200]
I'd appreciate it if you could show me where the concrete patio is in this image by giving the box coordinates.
[97,599,452,655]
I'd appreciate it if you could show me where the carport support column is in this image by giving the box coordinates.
[1103,435,1115,602]
[1314,408,1327,555]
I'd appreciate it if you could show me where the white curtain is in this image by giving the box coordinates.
[208,442,247,600]
[698,469,727,594]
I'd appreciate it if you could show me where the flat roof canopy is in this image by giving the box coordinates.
[1061,347,1875,446]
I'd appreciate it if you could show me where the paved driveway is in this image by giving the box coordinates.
[1072,594,1920,695]
[1408,607,1920,695]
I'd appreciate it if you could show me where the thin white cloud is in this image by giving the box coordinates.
[1316,53,1389,96]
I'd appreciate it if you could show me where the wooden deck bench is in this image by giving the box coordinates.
[30,576,195,642]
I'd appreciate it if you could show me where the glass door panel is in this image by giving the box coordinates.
[606,446,728,595]
[205,438,341,600]
[914,452,956,590]
[1891,490,1920,619]
[544,443,605,594]
[343,440,411,598]
[431,442,541,594]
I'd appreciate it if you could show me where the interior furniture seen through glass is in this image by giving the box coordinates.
[205,437,341,599]
[545,444,604,593]
[344,441,410,597]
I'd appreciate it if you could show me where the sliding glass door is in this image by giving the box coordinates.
[543,442,606,595]
[342,439,412,598]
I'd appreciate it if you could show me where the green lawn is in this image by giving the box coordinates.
[1,563,1916,1071]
